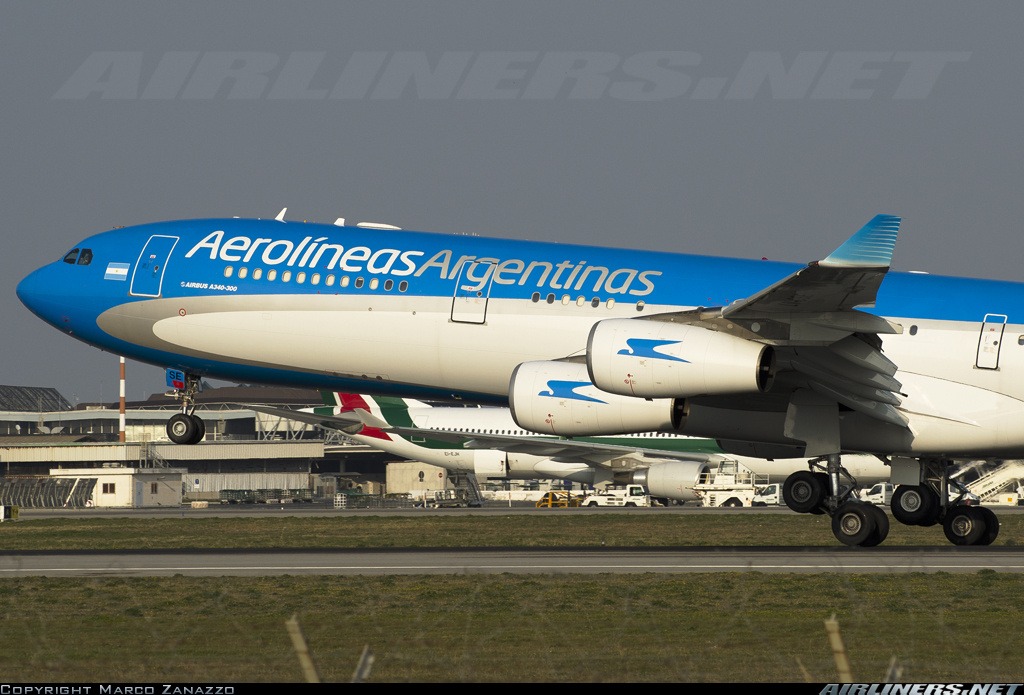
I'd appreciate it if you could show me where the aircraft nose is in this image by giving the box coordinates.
[17,263,69,329]
[17,265,47,313]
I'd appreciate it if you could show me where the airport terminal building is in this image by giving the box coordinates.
[0,383,428,508]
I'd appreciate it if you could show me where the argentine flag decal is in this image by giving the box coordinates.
[104,262,130,281]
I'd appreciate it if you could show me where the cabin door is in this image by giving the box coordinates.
[451,260,496,324]
[976,313,1008,369]
[130,235,179,297]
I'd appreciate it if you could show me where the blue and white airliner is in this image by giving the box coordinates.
[16,210,1024,545]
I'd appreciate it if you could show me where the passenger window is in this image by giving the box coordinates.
[77,249,93,265]
[63,249,80,264]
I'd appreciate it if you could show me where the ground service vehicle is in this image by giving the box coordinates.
[862,482,895,505]
[535,491,583,508]
[752,483,784,506]
[581,485,650,507]
[693,460,769,508]
[413,489,480,508]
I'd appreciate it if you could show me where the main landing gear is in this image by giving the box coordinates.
[164,369,206,445]
[782,455,999,547]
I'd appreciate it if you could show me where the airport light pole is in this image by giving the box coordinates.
[119,356,125,443]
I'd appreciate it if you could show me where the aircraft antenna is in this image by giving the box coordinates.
[275,207,288,222]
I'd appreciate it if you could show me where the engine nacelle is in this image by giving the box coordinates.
[587,318,774,398]
[630,460,710,502]
[472,449,509,478]
[509,360,681,436]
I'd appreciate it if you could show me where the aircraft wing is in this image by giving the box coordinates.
[241,403,365,435]
[379,424,725,467]
[724,214,902,319]
[644,215,909,444]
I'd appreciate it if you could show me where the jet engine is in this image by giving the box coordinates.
[630,460,711,503]
[472,449,508,478]
[509,360,682,436]
[587,318,774,398]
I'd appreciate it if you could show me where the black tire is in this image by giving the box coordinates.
[891,485,937,526]
[587,501,598,507]
[917,486,942,527]
[167,413,197,445]
[942,505,986,546]
[861,504,890,547]
[190,415,206,444]
[978,507,1000,546]
[723,498,742,508]
[831,502,878,547]
[809,473,830,515]
[625,502,636,507]
[783,471,826,514]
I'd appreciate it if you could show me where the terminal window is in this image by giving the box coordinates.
[102,483,115,494]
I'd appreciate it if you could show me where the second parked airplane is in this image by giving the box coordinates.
[247,392,892,504]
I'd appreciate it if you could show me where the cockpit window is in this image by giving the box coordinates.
[63,249,80,264]
[77,248,93,265]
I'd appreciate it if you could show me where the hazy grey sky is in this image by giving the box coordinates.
[2,2,1020,405]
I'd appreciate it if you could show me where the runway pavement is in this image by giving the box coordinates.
[3,546,1023,577]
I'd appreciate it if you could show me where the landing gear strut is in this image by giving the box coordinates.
[164,369,205,445]
[783,454,886,547]
[783,454,1000,547]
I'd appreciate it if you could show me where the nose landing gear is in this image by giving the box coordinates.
[164,369,206,445]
